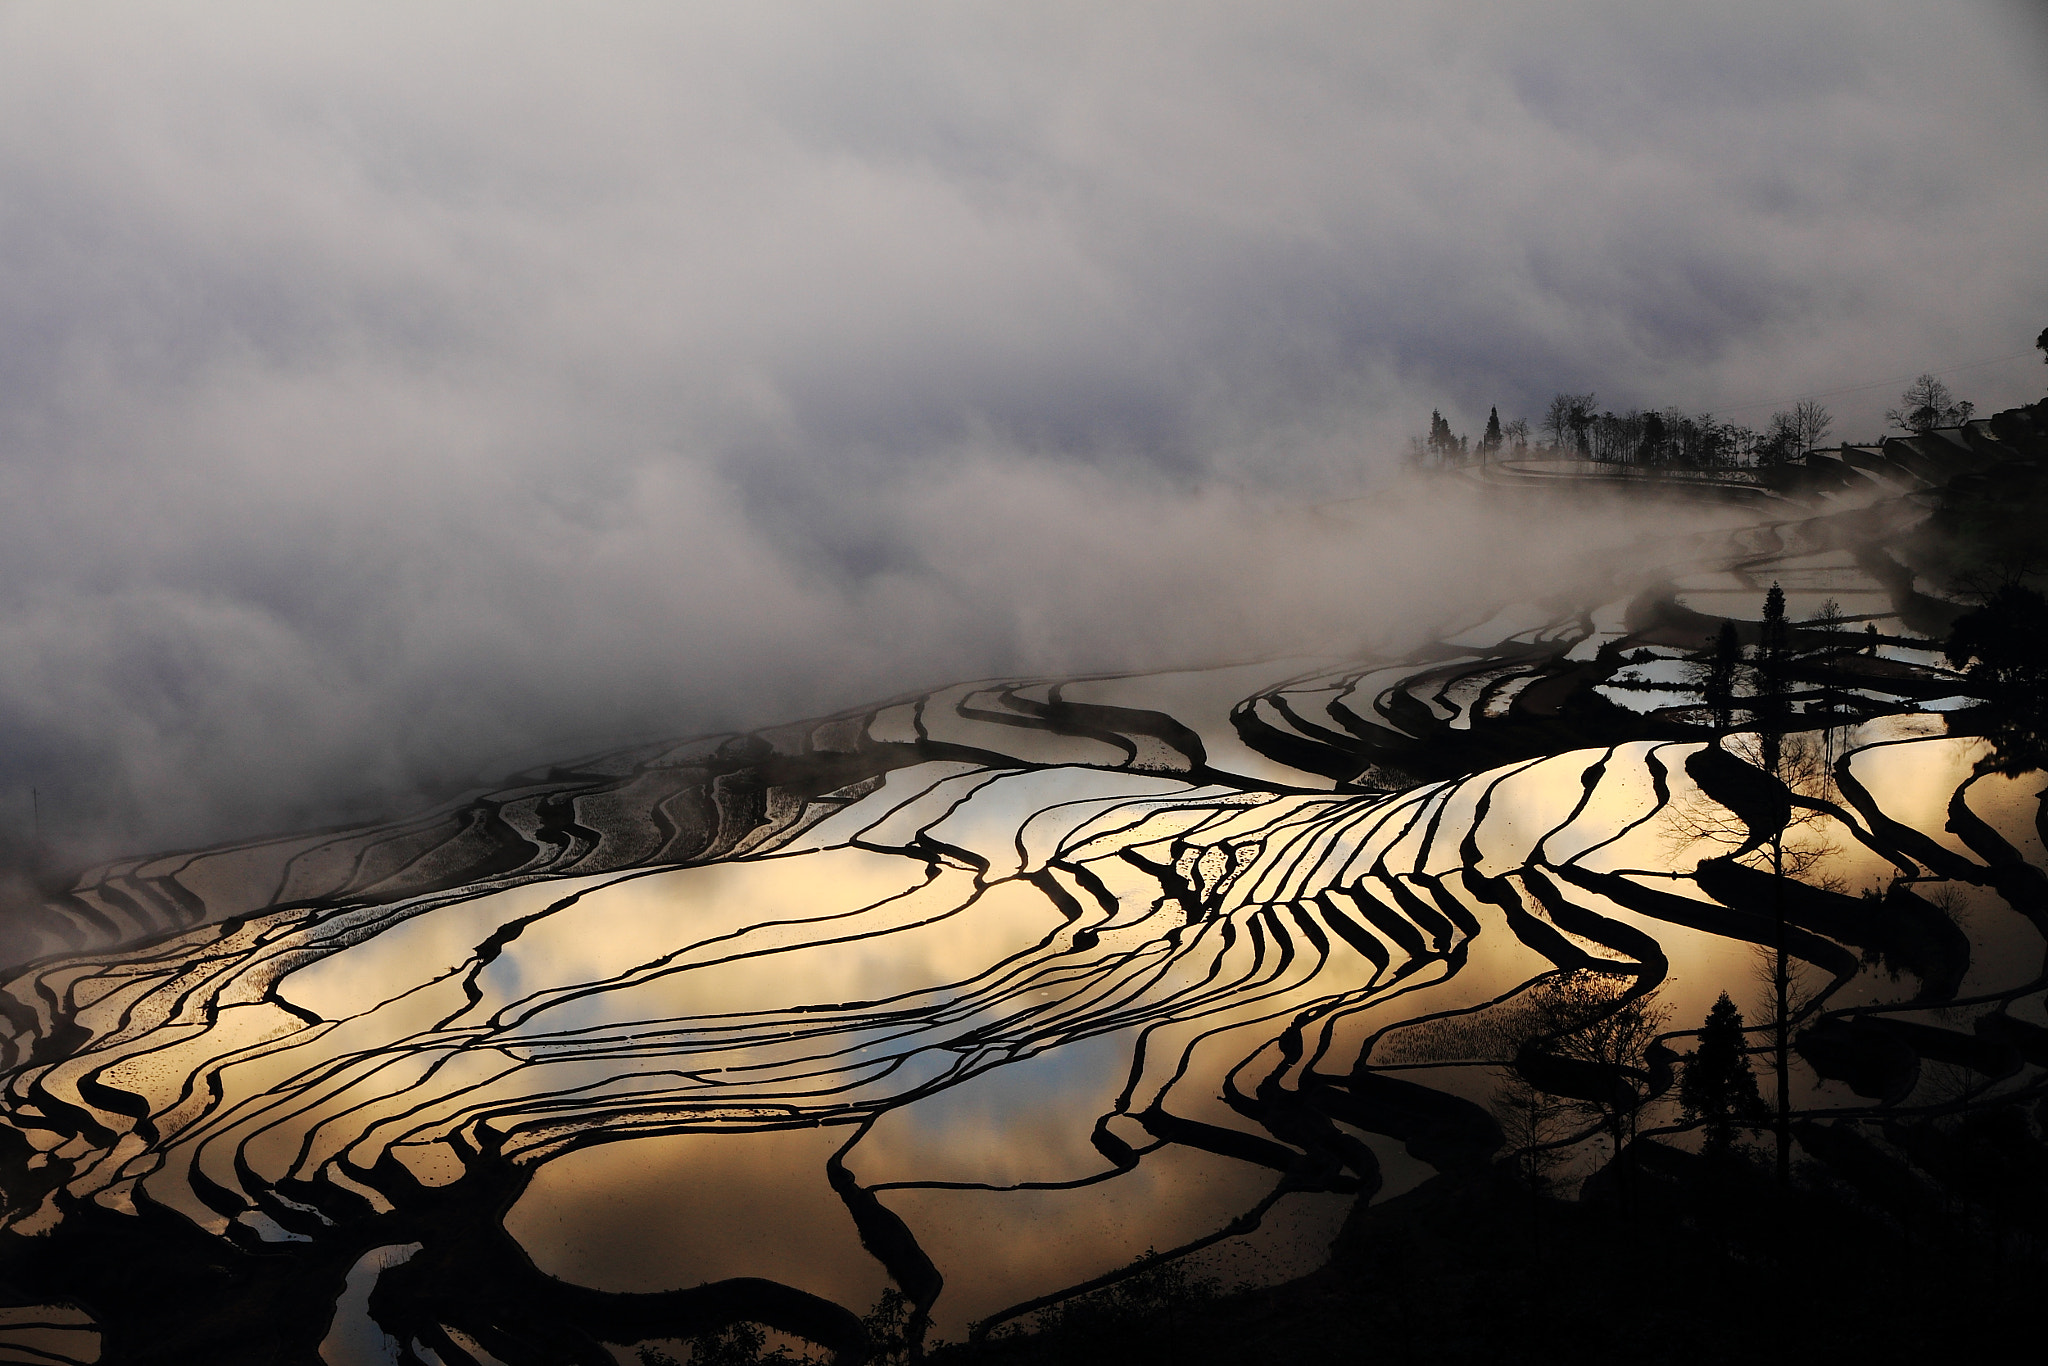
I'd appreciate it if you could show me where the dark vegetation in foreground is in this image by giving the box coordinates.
[8,365,2046,1366]
[654,1109,2048,1366]
[942,1138,2047,1366]
[651,377,2048,1366]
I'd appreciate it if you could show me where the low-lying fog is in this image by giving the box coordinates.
[0,1,2044,866]
[1,447,1748,866]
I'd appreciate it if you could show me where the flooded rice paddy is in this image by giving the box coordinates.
[3,417,2045,1364]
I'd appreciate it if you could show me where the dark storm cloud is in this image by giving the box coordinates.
[0,1,2042,858]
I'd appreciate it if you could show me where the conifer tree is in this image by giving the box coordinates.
[1427,410,1460,464]
[1680,993,1766,1159]
[1481,406,1503,460]
[1761,581,1788,653]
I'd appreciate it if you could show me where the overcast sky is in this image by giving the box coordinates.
[1,1,2044,858]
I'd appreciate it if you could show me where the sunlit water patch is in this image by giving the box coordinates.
[6,427,2048,1360]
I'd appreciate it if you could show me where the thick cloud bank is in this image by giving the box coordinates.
[0,1,2043,858]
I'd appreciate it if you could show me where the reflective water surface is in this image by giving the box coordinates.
[4,430,2047,1363]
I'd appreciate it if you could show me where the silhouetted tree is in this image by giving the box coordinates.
[1426,410,1467,464]
[1667,585,1827,1191]
[1805,599,1851,763]
[1394,979,1662,1193]
[1885,374,1974,433]
[1692,621,1743,738]
[1680,410,1752,468]
[1759,411,1803,466]
[1679,993,1767,1159]
[1567,397,1597,455]
[1481,406,1503,460]
[1756,583,1796,1188]
[1639,409,1668,464]
[1755,583,1790,775]
[1587,409,1645,464]
[676,1321,793,1366]
[1517,970,1671,1181]
[1033,1248,1221,1360]
[1503,416,1530,452]
[1492,1068,1572,1195]
[1791,399,1833,450]
[1947,583,2048,700]
[1944,583,2048,776]
[1541,394,1570,451]
[1543,393,1597,454]
[861,1287,922,1366]
[1760,400,1834,465]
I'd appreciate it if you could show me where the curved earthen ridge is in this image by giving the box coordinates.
[1,404,2043,1365]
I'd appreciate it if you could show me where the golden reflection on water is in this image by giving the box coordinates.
[1847,736,1994,862]
[6,734,2042,1353]
[506,1127,886,1313]
[882,1147,1274,1336]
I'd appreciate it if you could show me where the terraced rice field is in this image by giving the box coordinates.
[2,405,2045,1364]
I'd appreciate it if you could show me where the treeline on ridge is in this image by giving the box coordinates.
[1410,371,1988,471]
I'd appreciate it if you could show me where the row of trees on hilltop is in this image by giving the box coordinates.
[1413,368,1996,471]
[1562,397,1834,468]
[1419,406,1528,463]
[1412,395,1836,469]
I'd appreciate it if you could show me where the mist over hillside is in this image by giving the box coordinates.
[1,1,2044,861]
[4,11,2048,1360]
